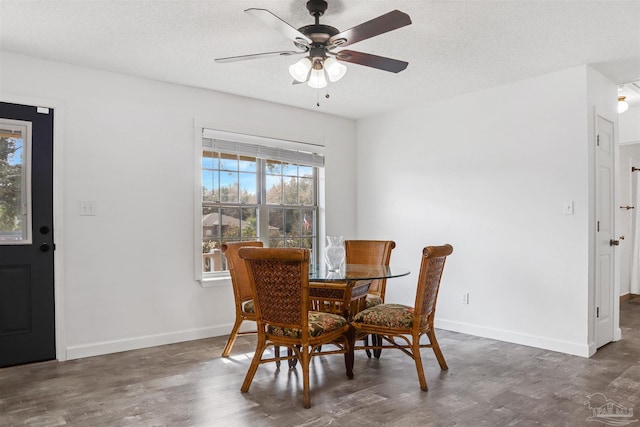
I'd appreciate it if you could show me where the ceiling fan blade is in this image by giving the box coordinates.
[329,10,411,48]
[215,50,306,63]
[245,8,312,46]
[336,50,408,73]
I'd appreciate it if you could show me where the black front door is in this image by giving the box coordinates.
[0,101,55,367]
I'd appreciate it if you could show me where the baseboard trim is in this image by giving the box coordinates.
[435,318,590,358]
[65,322,253,360]
[67,318,592,361]
[621,293,640,303]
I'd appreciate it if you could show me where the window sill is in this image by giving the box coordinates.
[199,275,232,288]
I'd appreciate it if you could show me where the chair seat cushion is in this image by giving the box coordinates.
[365,294,383,309]
[352,304,416,329]
[242,300,255,314]
[268,311,348,338]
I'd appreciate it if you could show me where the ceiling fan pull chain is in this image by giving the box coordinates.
[316,89,331,107]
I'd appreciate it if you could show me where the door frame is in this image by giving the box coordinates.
[1,93,66,362]
[592,110,622,355]
[611,112,622,343]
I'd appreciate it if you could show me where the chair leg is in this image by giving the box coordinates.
[345,327,355,379]
[222,317,243,357]
[412,334,428,392]
[274,345,281,368]
[364,335,372,358]
[426,328,448,370]
[241,334,267,392]
[288,346,298,368]
[301,345,311,408]
[373,334,383,359]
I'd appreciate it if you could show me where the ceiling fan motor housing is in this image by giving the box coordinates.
[306,0,328,17]
[296,0,339,56]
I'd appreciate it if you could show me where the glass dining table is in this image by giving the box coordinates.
[307,263,410,378]
[310,264,411,283]
[308,264,410,321]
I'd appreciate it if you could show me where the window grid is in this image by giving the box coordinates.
[201,150,318,276]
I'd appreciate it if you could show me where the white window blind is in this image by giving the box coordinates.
[201,128,324,168]
[202,138,324,168]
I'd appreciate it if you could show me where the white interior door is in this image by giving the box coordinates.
[595,115,616,349]
[629,159,640,296]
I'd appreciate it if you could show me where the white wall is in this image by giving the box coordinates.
[356,66,611,356]
[0,52,358,360]
[620,105,640,145]
[1,50,620,359]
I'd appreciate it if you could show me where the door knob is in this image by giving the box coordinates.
[610,239,620,246]
[40,243,51,252]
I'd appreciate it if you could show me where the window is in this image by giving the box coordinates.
[198,131,323,281]
[0,119,32,244]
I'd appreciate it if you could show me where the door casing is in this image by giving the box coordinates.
[593,112,622,354]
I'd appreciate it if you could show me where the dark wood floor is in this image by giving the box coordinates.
[1,303,639,426]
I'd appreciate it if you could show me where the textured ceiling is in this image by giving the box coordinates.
[1,0,639,119]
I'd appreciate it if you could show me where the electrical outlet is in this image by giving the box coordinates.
[462,292,470,304]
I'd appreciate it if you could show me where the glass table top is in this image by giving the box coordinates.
[309,264,410,282]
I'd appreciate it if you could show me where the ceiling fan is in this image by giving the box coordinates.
[215,0,412,88]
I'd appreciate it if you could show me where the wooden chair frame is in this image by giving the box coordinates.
[220,241,263,358]
[344,240,396,301]
[344,239,396,358]
[352,244,453,391]
[309,279,371,321]
[238,247,352,408]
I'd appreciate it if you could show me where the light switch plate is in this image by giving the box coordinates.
[563,201,574,215]
[80,201,96,216]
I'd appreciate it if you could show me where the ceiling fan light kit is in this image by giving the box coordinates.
[323,57,347,82]
[289,57,312,82]
[618,96,629,114]
[308,68,328,89]
[215,0,412,91]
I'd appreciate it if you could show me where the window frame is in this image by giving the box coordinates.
[195,127,324,286]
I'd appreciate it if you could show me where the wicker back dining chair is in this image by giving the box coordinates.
[220,241,263,358]
[344,240,395,358]
[238,247,352,409]
[351,244,453,391]
[344,240,396,308]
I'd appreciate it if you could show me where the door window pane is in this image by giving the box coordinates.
[0,120,31,244]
